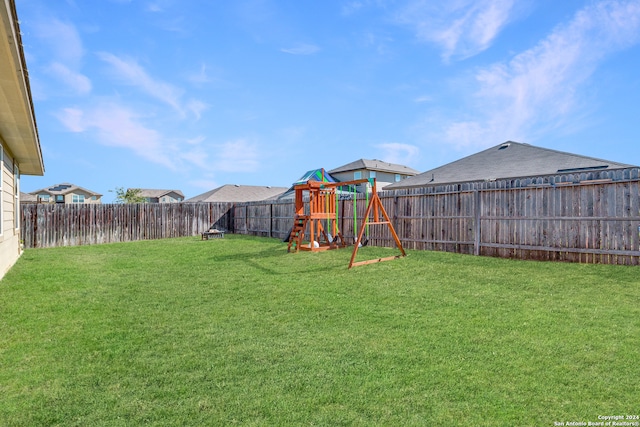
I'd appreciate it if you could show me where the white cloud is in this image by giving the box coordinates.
[214,139,260,172]
[97,52,188,116]
[57,107,86,132]
[56,104,175,169]
[438,0,640,149]
[186,99,208,120]
[33,18,84,66]
[47,62,92,95]
[146,1,165,12]
[188,63,210,84]
[376,142,420,166]
[186,63,229,89]
[280,43,320,55]
[279,126,307,141]
[185,136,206,145]
[341,0,394,16]
[30,18,91,98]
[189,179,219,190]
[414,95,432,103]
[342,1,365,16]
[395,0,516,61]
[178,145,210,169]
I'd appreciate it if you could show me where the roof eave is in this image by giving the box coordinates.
[0,1,44,176]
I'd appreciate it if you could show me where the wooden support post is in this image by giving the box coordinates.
[474,189,481,256]
[310,217,315,248]
[349,189,406,269]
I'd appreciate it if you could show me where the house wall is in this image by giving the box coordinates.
[34,191,101,204]
[143,194,182,203]
[0,144,20,279]
[159,193,183,203]
[63,191,101,204]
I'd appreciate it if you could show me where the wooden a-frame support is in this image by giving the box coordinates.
[348,190,406,269]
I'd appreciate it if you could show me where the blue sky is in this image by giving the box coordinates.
[17,0,640,202]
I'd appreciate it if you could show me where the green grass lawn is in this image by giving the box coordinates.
[1,235,639,426]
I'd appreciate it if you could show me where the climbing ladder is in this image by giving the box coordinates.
[287,216,308,252]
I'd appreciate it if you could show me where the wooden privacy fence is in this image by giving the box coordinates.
[234,173,640,266]
[19,169,640,265]
[392,180,640,265]
[21,202,234,248]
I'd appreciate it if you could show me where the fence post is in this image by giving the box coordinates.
[393,195,398,222]
[474,189,481,256]
[269,203,273,238]
[339,198,344,239]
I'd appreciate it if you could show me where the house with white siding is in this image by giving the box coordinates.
[137,189,185,203]
[329,159,419,191]
[1,0,45,279]
[30,183,102,204]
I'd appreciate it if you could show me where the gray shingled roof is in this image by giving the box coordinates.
[329,159,419,175]
[385,141,636,190]
[136,189,185,199]
[185,184,288,203]
[29,183,102,196]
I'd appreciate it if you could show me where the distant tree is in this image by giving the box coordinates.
[111,187,146,204]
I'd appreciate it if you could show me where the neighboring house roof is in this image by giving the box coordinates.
[0,0,44,175]
[30,183,102,197]
[20,191,38,203]
[185,185,288,203]
[329,159,419,176]
[385,141,636,190]
[136,189,185,199]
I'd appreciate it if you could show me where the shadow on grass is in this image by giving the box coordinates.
[197,234,408,277]
[203,241,352,276]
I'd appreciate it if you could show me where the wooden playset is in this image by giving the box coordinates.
[287,173,406,268]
